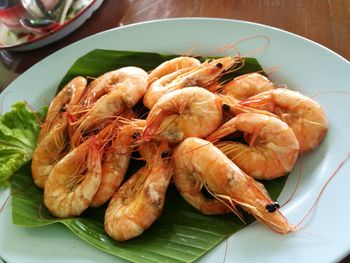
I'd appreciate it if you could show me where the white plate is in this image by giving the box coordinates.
[1,18,350,263]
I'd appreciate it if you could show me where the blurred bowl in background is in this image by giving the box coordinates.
[20,0,65,20]
[0,0,31,33]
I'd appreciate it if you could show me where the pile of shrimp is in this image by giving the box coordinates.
[32,55,328,241]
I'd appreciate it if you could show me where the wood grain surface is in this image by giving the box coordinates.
[0,0,349,91]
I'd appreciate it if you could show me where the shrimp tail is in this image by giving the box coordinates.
[206,118,238,142]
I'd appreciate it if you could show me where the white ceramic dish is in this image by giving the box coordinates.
[0,0,103,51]
[1,18,350,263]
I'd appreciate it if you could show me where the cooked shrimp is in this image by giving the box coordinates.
[206,113,299,180]
[238,88,328,152]
[37,76,87,143]
[90,115,145,207]
[148,56,201,82]
[71,67,148,145]
[44,136,103,218]
[144,67,196,109]
[221,73,275,100]
[32,114,68,189]
[81,67,148,107]
[174,154,231,215]
[144,56,239,109]
[174,137,294,234]
[142,87,223,143]
[104,141,174,241]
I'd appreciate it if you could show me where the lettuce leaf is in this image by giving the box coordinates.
[0,102,46,187]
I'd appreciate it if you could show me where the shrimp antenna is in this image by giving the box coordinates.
[233,35,270,58]
[294,152,350,230]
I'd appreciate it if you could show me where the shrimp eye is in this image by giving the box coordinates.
[216,62,223,68]
[132,133,139,139]
[266,203,277,213]
[161,150,171,158]
[222,104,230,111]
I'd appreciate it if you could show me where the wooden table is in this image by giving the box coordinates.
[1,0,349,91]
[1,0,349,261]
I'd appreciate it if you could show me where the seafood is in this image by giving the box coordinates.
[207,113,299,180]
[173,148,231,215]
[32,114,68,189]
[174,137,294,234]
[30,54,330,240]
[90,114,145,208]
[104,141,174,241]
[81,67,149,107]
[71,67,148,145]
[37,76,87,144]
[143,87,223,143]
[144,67,196,109]
[221,73,275,100]
[144,56,239,109]
[238,88,328,152]
[44,136,103,218]
[148,56,201,82]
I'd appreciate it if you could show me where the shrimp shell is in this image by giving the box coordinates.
[32,114,68,189]
[221,73,275,100]
[44,137,102,218]
[174,137,294,234]
[37,76,87,144]
[143,87,223,143]
[104,141,174,241]
[239,88,328,152]
[207,113,300,180]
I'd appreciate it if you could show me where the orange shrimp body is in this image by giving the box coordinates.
[239,88,328,152]
[143,87,223,143]
[104,142,174,241]
[44,136,103,218]
[144,56,238,109]
[90,116,145,207]
[173,161,231,215]
[148,56,201,82]
[32,114,68,189]
[174,137,294,234]
[144,67,196,109]
[71,67,148,145]
[81,67,148,107]
[37,76,87,144]
[206,113,299,180]
[221,73,275,100]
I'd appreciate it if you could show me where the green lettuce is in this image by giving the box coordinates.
[0,102,46,187]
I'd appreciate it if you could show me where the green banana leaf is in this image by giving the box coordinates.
[11,50,288,263]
